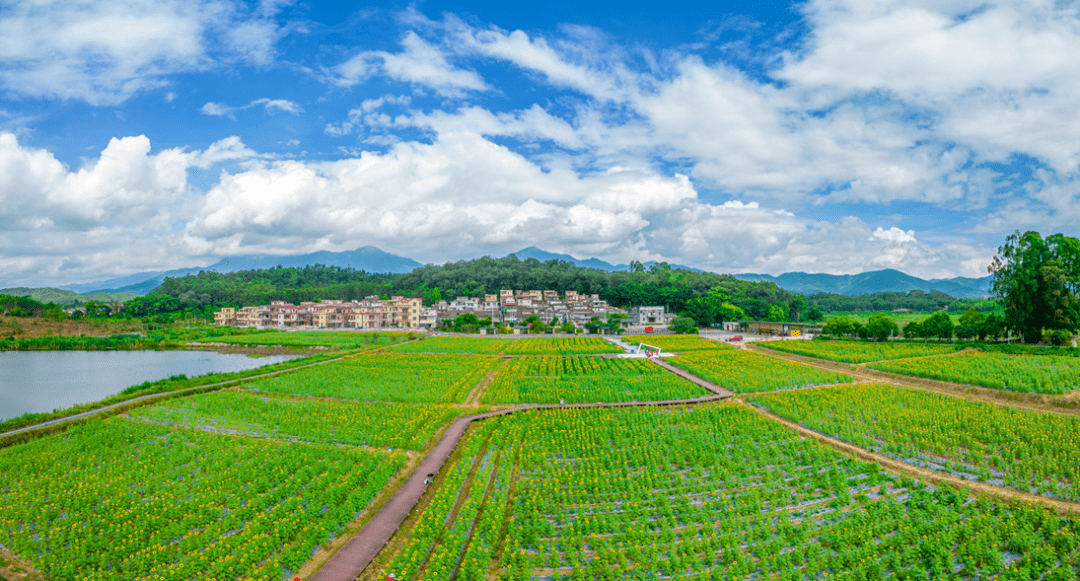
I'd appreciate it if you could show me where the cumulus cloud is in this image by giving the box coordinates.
[0,0,291,106]
[0,133,258,286]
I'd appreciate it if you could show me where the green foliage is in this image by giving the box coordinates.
[822,315,857,337]
[751,383,1080,500]
[622,334,726,351]
[666,349,852,393]
[870,352,1080,394]
[865,313,900,341]
[247,354,499,403]
[668,316,697,334]
[904,311,955,339]
[503,337,621,355]
[0,418,405,579]
[991,230,1080,342]
[482,357,706,404]
[760,340,960,363]
[390,336,513,354]
[133,391,467,450]
[197,330,414,349]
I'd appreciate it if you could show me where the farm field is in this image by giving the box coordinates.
[481,356,709,404]
[384,405,1080,580]
[389,337,514,354]
[666,349,853,393]
[246,354,500,403]
[0,418,406,581]
[750,384,1080,501]
[759,340,960,363]
[503,337,622,355]
[870,352,1080,395]
[197,330,416,349]
[622,334,728,352]
[131,390,468,451]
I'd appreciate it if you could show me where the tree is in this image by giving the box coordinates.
[920,311,955,339]
[669,316,698,334]
[605,313,628,334]
[955,308,986,340]
[806,305,823,322]
[990,231,1080,342]
[865,313,899,342]
[822,316,856,337]
[766,304,787,322]
[530,321,550,334]
[585,317,603,334]
[560,321,576,334]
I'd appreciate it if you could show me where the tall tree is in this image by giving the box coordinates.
[990,231,1080,342]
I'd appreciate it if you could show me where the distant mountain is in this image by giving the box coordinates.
[733,269,992,299]
[0,287,137,304]
[509,247,706,273]
[59,246,423,296]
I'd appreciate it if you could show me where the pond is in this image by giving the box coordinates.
[0,350,299,422]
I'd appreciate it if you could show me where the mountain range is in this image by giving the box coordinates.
[44,246,991,299]
[732,270,992,299]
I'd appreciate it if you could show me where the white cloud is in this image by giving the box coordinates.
[0,0,289,106]
[0,133,257,286]
[201,98,302,119]
[331,31,488,97]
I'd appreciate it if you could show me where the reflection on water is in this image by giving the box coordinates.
[0,350,297,422]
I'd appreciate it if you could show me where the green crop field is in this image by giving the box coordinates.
[132,390,467,450]
[246,353,500,403]
[759,340,960,363]
[870,352,1080,394]
[622,334,729,351]
[385,405,1080,580]
[666,349,853,393]
[198,330,416,349]
[503,337,622,355]
[751,383,1080,501]
[481,356,708,404]
[0,418,406,580]
[389,336,514,354]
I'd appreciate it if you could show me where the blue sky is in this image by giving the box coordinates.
[2,0,1079,287]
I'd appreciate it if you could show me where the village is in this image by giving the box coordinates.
[211,289,823,336]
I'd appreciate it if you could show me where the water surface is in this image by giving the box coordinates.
[0,350,297,422]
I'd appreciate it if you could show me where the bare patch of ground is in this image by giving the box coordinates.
[0,546,44,581]
[464,359,508,407]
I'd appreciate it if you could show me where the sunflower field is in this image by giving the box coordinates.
[750,383,1080,500]
[870,352,1080,394]
[481,356,708,404]
[389,337,514,354]
[758,340,960,363]
[503,337,622,355]
[131,390,467,451]
[0,418,406,581]
[383,405,1080,580]
[665,350,853,393]
[246,354,500,403]
[621,335,729,352]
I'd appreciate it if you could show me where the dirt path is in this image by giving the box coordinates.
[739,401,1080,517]
[464,360,507,407]
[648,358,736,397]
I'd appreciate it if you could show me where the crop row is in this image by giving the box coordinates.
[0,418,406,581]
[391,337,515,354]
[482,356,708,404]
[248,354,500,403]
[870,352,1080,395]
[621,335,728,352]
[666,349,853,393]
[750,383,1080,501]
[386,405,1080,580]
[132,390,467,451]
[758,340,959,363]
[503,337,621,355]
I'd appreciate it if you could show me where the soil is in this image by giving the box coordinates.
[0,547,44,581]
